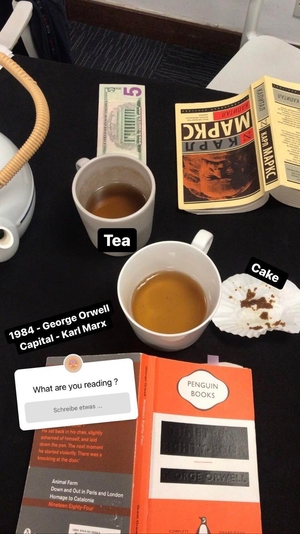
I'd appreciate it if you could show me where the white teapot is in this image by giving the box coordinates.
[0,51,49,262]
[0,132,35,261]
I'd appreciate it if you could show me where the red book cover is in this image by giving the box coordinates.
[16,353,141,534]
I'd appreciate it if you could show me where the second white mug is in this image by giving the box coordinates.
[117,229,222,351]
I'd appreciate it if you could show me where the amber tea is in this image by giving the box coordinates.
[131,270,207,334]
[85,182,146,219]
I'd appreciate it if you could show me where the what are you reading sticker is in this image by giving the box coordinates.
[14,357,138,431]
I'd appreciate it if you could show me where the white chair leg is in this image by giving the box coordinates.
[0,1,32,49]
[12,0,39,58]
[240,0,264,47]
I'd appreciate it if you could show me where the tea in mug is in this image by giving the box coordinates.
[131,270,207,334]
[85,182,146,219]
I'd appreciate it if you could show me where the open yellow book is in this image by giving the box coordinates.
[175,76,300,213]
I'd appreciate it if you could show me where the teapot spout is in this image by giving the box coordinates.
[0,218,19,262]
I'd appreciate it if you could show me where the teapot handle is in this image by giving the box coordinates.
[0,52,50,189]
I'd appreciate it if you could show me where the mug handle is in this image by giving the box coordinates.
[191,229,213,255]
[75,158,90,171]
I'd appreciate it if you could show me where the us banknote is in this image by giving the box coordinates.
[97,84,146,163]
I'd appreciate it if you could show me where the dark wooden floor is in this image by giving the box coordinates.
[66,0,241,57]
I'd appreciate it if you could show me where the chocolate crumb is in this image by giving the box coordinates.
[246,289,256,300]
[241,294,273,309]
[273,320,286,327]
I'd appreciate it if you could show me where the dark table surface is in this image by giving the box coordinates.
[0,54,299,534]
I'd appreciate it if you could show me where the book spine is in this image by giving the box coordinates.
[250,78,279,191]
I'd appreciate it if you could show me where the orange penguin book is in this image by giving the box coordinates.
[130,356,262,534]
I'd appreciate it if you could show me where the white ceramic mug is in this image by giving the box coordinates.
[72,154,156,256]
[117,229,222,351]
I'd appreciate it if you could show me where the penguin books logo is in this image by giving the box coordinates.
[178,370,229,410]
[197,516,211,534]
